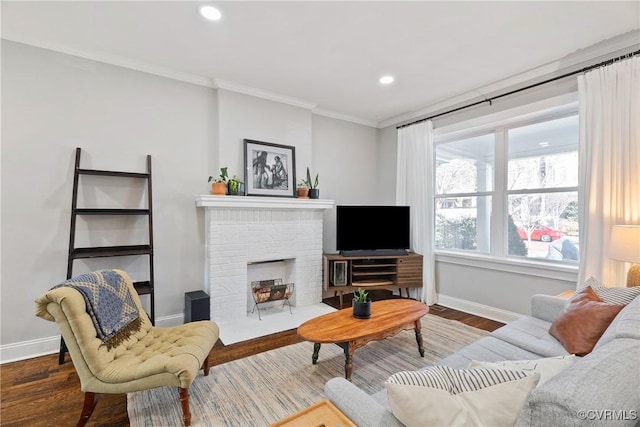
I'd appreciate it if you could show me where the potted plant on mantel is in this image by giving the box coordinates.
[305,167,320,199]
[352,288,371,319]
[208,167,229,196]
[297,180,309,198]
[227,175,244,196]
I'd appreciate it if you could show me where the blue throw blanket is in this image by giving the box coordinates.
[54,270,142,349]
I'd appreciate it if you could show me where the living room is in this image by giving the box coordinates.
[2,1,639,426]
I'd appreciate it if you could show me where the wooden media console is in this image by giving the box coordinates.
[323,252,423,308]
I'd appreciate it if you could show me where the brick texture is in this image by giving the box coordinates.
[205,208,324,323]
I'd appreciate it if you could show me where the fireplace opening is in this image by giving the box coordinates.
[247,258,295,317]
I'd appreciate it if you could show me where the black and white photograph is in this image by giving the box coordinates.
[243,139,296,197]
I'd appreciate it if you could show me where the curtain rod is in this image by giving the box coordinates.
[396,49,640,130]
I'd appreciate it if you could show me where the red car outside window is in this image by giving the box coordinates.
[517,226,564,242]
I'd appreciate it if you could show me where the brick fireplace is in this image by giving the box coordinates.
[195,195,334,327]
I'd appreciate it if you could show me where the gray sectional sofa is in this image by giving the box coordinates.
[324,294,640,426]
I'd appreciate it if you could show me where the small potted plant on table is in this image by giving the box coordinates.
[352,288,371,319]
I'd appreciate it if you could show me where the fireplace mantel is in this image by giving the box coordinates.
[195,195,334,210]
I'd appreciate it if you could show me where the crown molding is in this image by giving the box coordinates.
[3,34,377,127]
[312,108,378,128]
[214,79,318,110]
[6,29,638,131]
[378,30,640,129]
[214,80,379,127]
[2,33,217,88]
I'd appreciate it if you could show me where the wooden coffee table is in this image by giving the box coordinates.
[297,299,429,380]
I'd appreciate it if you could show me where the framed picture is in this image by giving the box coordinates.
[243,139,296,197]
[332,260,348,286]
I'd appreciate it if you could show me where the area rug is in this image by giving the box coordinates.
[127,314,489,426]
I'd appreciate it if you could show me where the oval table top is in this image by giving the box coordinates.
[297,299,429,343]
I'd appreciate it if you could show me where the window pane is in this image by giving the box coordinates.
[508,192,579,261]
[436,134,494,194]
[435,196,491,253]
[508,115,578,190]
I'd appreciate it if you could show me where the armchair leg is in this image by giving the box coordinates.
[77,392,97,427]
[179,387,191,426]
[202,355,210,376]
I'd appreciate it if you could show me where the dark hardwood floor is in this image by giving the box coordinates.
[1,291,503,426]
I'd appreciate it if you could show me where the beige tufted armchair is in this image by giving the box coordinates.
[35,269,219,426]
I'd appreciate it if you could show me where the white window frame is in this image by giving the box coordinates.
[432,93,580,280]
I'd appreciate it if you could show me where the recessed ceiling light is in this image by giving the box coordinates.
[539,141,550,147]
[379,75,394,85]
[199,5,222,21]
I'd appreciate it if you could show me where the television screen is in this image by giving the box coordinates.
[336,205,410,256]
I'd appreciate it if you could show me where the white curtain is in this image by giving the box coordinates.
[397,120,437,305]
[577,56,640,287]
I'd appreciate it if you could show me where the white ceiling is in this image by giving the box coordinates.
[2,1,639,127]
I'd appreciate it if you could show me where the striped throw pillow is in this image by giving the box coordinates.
[592,286,640,305]
[579,276,603,289]
[578,276,640,305]
[386,365,533,394]
[469,355,577,386]
[385,366,539,427]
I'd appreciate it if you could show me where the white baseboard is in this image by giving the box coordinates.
[436,294,522,324]
[2,300,519,363]
[0,336,62,364]
[0,313,185,364]
[155,313,184,327]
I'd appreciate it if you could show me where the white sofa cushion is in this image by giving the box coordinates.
[385,365,539,427]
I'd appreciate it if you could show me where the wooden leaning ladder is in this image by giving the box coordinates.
[59,147,155,364]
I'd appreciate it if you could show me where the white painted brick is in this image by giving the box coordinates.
[204,206,326,324]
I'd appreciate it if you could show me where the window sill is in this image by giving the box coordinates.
[434,251,578,282]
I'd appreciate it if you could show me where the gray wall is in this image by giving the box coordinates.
[375,124,398,206]
[0,41,379,361]
[2,41,218,351]
[435,260,575,316]
[312,114,379,253]
[217,89,313,182]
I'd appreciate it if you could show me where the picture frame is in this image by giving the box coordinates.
[243,139,296,197]
[332,260,348,286]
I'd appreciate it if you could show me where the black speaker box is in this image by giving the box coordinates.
[184,290,210,323]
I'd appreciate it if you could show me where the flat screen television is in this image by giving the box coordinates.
[336,205,411,256]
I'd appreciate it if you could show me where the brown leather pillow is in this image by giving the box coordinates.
[549,286,624,356]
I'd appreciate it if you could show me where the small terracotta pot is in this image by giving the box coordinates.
[297,187,309,198]
[211,182,227,195]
